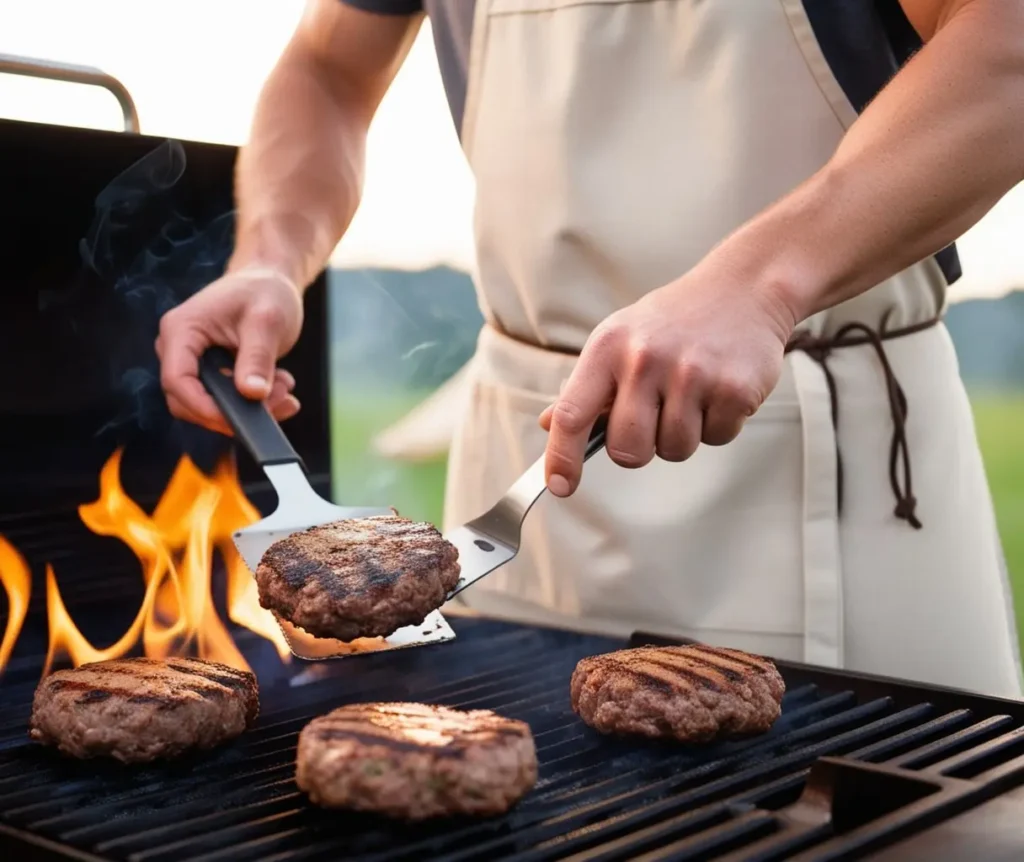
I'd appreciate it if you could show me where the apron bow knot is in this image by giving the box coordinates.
[785,313,936,531]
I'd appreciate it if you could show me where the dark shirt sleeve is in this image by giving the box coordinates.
[339,0,423,15]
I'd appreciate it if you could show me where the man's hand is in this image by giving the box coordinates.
[156,269,304,436]
[540,262,795,497]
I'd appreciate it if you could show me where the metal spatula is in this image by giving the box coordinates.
[199,347,607,660]
[199,347,457,660]
[443,415,608,602]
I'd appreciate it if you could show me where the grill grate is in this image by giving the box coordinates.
[2,617,1024,861]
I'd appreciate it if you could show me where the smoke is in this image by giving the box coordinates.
[68,139,235,454]
[329,266,482,393]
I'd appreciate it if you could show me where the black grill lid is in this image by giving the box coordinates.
[2,616,1024,861]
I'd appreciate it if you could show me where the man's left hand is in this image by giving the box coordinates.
[540,260,797,497]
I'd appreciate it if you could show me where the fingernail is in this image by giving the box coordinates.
[548,474,571,497]
[245,374,269,392]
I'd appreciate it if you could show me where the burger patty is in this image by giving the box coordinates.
[296,702,537,820]
[570,644,785,743]
[256,515,461,641]
[30,656,259,763]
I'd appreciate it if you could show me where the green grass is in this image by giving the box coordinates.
[330,385,1024,644]
[330,388,448,527]
[969,391,1024,640]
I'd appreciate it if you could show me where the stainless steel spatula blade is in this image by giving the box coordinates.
[444,416,608,601]
[199,348,456,661]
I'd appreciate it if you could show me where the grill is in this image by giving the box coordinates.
[2,617,1024,861]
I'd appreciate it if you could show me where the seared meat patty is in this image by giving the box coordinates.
[296,702,537,820]
[30,656,259,763]
[256,515,461,641]
[570,644,784,743]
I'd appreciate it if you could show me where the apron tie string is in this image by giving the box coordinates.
[785,312,936,530]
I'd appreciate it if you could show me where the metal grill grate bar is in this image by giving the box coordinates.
[887,715,1014,770]
[4,618,1024,862]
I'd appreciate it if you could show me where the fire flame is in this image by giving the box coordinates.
[0,537,31,675]
[1,449,292,680]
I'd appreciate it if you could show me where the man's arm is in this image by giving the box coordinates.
[745,0,1024,324]
[157,0,421,432]
[542,0,1024,494]
[229,0,423,289]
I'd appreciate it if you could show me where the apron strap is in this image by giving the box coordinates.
[786,313,939,529]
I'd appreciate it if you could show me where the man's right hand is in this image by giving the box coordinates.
[156,268,305,436]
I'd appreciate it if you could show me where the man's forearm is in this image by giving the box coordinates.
[725,0,1024,328]
[226,48,371,292]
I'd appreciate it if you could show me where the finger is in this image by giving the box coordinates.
[273,367,296,392]
[537,379,568,431]
[234,303,285,400]
[159,326,231,431]
[165,391,233,437]
[545,364,616,498]
[702,397,751,446]
[656,391,704,462]
[266,375,294,409]
[702,376,760,446]
[272,394,302,423]
[605,381,659,469]
[265,384,301,421]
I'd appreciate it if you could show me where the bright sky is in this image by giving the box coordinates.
[1,0,1021,299]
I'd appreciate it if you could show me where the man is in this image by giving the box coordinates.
[157,0,1024,695]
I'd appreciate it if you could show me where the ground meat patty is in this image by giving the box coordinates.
[296,702,537,820]
[30,656,259,763]
[570,644,785,743]
[256,516,461,641]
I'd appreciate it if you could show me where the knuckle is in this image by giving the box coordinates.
[157,309,179,338]
[657,435,699,462]
[588,320,625,354]
[714,375,761,415]
[607,447,651,469]
[249,301,286,329]
[673,358,710,391]
[550,400,589,434]
[628,338,670,380]
[159,365,177,393]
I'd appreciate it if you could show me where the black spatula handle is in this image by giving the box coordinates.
[198,346,304,470]
[583,415,609,462]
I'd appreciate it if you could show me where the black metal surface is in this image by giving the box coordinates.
[2,617,1024,861]
[0,114,335,625]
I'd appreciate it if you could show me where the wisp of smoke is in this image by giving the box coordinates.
[72,139,235,453]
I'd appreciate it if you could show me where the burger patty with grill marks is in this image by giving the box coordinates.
[256,515,461,641]
[570,644,785,743]
[296,702,538,820]
[30,656,259,763]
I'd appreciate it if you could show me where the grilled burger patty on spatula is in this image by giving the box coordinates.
[256,515,461,641]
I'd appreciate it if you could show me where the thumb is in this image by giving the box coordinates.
[234,306,282,400]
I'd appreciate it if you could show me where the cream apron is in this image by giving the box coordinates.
[441,0,1023,697]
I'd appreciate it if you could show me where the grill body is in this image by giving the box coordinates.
[2,616,1024,861]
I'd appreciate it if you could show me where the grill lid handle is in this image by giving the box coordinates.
[0,53,140,133]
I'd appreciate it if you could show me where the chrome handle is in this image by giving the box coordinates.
[0,53,140,133]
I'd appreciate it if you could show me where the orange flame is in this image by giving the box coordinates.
[0,536,31,674]
[39,449,290,677]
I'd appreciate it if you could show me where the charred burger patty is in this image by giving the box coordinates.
[570,644,785,743]
[30,656,259,763]
[296,702,537,820]
[256,515,461,641]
